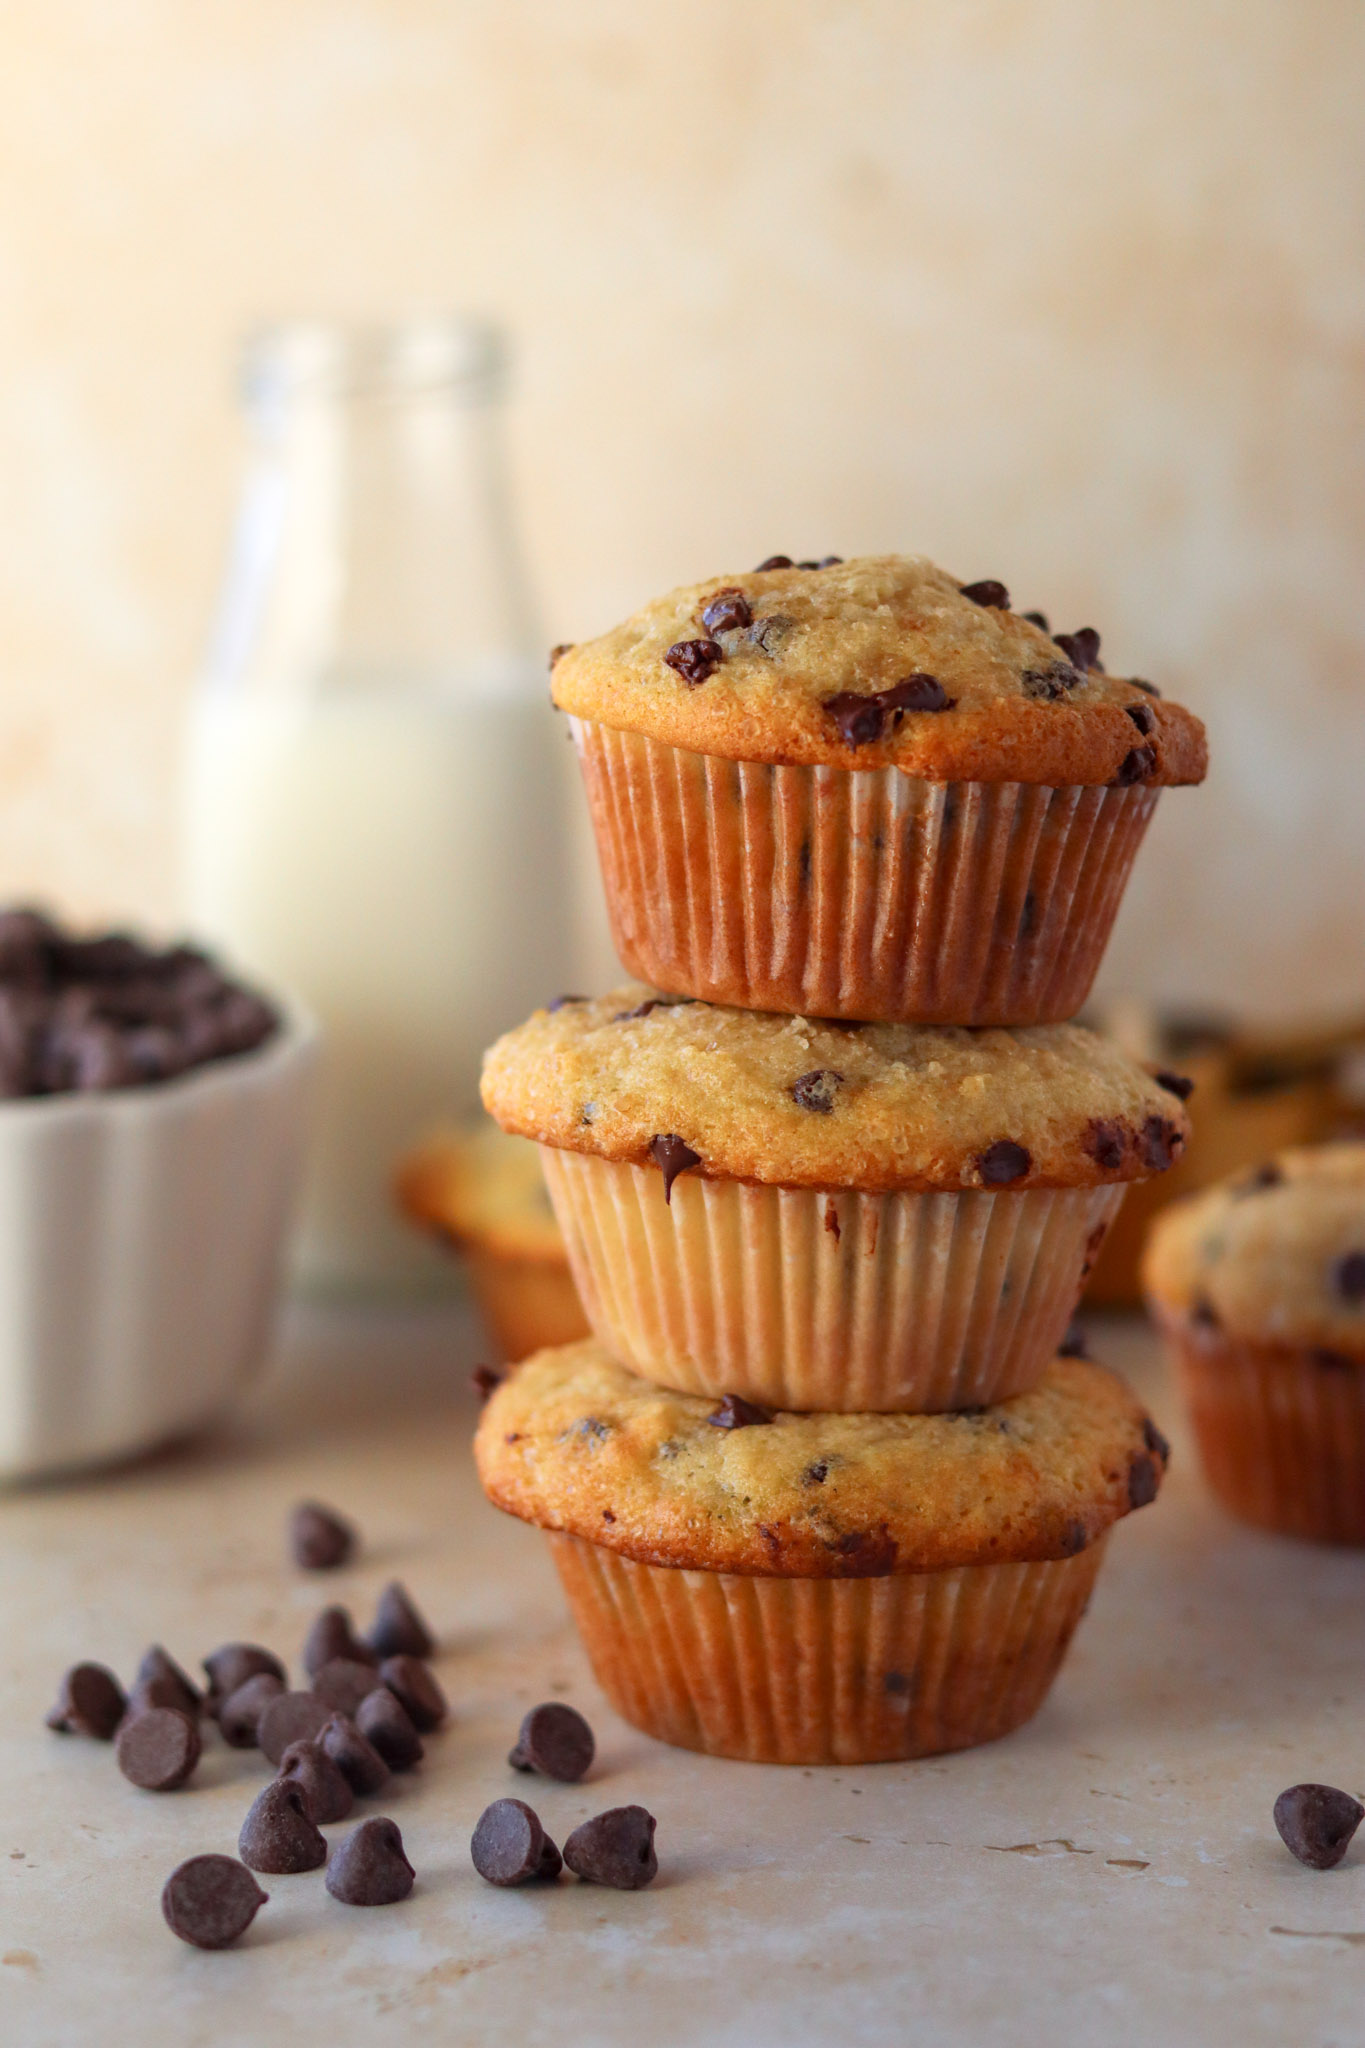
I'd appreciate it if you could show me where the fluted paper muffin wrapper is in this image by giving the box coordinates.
[539,1148,1125,1412]
[549,1531,1107,1765]
[571,718,1159,1027]
[1158,1309,1365,1545]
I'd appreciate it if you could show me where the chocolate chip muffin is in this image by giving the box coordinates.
[552,555,1207,1026]
[481,987,1191,1413]
[474,1337,1167,1764]
[396,1122,588,1361]
[1144,1143,1365,1544]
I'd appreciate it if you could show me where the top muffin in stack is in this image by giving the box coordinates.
[550,554,1205,1026]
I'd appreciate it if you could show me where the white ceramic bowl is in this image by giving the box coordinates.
[0,1015,316,1481]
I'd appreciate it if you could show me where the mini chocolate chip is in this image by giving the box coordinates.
[509,1702,596,1782]
[754,554,793,571]
[471,1799,562,1886]
[290,1501,356,1571]
[1054,627,1102,671]
[320,1712,391,1797]
[817,555,843,567]
[1130,677,1162,697]
[202,1643,287,1716]
[1114,745,1157,786]
[378,1655,447,1734]
[701,588,752,635]
[1332,1252,1365,1302]
[749,613,796,657]
[977,1140,1031,1186]
[1190,1295,1220,1329]
[1022,610,1050,631]
[1021,664,1080,701]
[1127,1453,1159,1509]
[803,1460,830,1486]
[664,637,724,687]
[823,673,953,748]
[959,579,1010,608]
[313,1657,386,1719]
[1058,1322,1090,1359]
[1143,1417,1171,1463]
[326,1817,415,1906]
[134,1646,201,1719]
[162,1856,267,1950]
[46,1663,126,1740]
[356,1688,424,1771]
[796,559,821,569]
[614,997,666,1022]
[1139,1116,1181,1171]
[238,1779,328,1875]
[303,1606,378,1678]
[367,1582,436,1661]
[277,1738,354,1825]
[709,1394,774,1430]
[1126,703,1156,735]
[258,1691,333,1766]
[1274,1784,1364,1870]
[471,1366,503,1401]
[649,1132,701,1203]
[563,1806,658,1890]
[219,1672,285,1750]
[1238,1162,1284,1195]
[790,1068,843,1113]
[546,994,587,1011]
[115,1707,202,1791]
[1060,1519,1089,1556]
[548,643,573,668]
[1154,1070,1195,1100]
[1085,1119,1128,1171]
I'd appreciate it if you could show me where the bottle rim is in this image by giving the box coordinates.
[239,318,508,408]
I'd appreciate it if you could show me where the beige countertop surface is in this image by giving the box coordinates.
[1,1303,1363,2048]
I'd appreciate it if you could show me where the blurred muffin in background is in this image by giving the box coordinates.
[1144,1142,1365,1544]
[1082,1003,1363,1307]
[397,1122,588,1362]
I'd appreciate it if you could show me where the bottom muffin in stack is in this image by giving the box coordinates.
[474,1338,1167,1765]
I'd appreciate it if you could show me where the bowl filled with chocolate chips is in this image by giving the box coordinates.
[0,908,315,1480]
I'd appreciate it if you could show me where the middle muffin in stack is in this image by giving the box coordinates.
[476,553,1206,1766]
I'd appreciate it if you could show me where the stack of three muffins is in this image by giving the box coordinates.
[476,555,1206,1765]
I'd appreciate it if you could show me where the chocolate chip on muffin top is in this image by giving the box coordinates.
[1143,1142,1365,1357]
[474,1338,1166,1577]
[550,555,1206,788]
[481,987,1191,1194]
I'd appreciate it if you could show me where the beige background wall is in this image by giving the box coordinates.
[0,0,1361,1020]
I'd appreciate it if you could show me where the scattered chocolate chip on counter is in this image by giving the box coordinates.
[471,1799,562,1887]
[258,1691,333,1766]
[368,1581,436,1661]
[238,1780,328,1875]
[219,1671,285,1750]
[202,1643,287,1719]
[355,1688,424,1771]
[312,1656,386,1719]
[320,1713,391,1797]
[46,1663,126,1740]
[378,1655,448,1734]
[509,1702,596,1783]
[1273,1783,1365,1870]
[303,1606,377,1678]
[563,1806,658,1890]
[115,1706,202,1792]
[161,1855,268,1950]
[290,1501,356,1571]
[132,1646,201,1719]
[325,1818,416,1906]
[277,1739,354,1825]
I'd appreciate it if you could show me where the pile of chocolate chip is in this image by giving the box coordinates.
[0,908,279,1097]
[46,1500,658,1951]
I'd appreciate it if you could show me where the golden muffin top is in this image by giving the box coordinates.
[474,1338,1167,1577]
[1144,1142,1365,1357]
[551,554,1206,787]
[481,987,1192,1194]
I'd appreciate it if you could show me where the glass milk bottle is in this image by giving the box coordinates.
[183,320,574,1296]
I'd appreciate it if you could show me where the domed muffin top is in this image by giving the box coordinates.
[482,986,1192,1194]
[550,554,1206,787]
